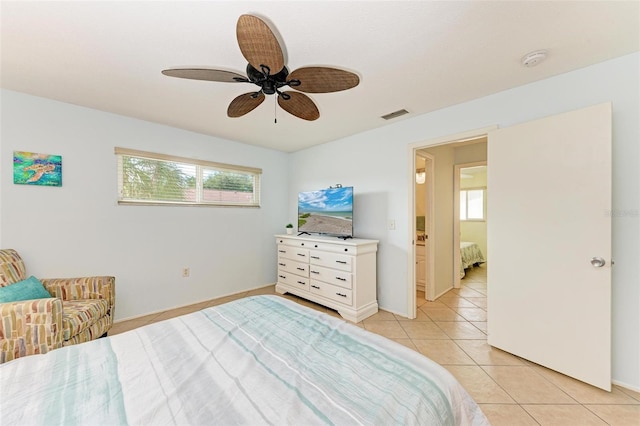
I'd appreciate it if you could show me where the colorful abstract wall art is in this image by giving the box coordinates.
[13,151,62,186]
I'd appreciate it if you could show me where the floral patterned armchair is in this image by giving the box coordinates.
[0,249,115,363]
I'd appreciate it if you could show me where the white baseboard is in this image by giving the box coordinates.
[114,282,277,323]
[612,379,640,393]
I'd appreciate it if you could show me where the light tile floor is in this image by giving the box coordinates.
[110,264,640,425]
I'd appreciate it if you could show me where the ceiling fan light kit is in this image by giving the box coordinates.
[162,14,360,121]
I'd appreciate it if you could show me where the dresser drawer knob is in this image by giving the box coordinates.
[278,275,286,279]
[278,263,286,267]
[336,260,347,264]
[297,267,305,271]
[310,270,320,275]
[311,285,320,289]
[310,256,320,260]
[336,277,347,281]
[336,292,347,298]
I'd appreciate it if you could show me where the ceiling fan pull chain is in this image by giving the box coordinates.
[274,96,277,124]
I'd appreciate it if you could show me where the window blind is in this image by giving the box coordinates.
[115,147,261,207]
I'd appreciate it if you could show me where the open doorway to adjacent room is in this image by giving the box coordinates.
[454,163,487,289]
[414,153,434,300]
[409,129,490,318]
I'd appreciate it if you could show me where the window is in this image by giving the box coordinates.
[460,188,485,221]
[115,148,261,207]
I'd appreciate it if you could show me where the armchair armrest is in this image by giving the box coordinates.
[0,298,64,363]
[41,276,115,316]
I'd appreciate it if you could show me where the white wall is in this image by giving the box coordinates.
[0,90,289,320]
[290,53,639,389]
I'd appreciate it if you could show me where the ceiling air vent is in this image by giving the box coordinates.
[381,109,409,120]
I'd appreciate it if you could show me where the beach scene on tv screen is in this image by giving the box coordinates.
[298,187,353,236]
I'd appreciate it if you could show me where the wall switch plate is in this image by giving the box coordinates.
[388,219,396,230]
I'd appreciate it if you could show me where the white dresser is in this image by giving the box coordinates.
[274,234,378,322]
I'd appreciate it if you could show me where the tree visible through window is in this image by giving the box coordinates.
[121,156,194,202]
[116,148,261,207]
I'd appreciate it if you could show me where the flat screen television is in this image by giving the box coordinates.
[298,186,353,238]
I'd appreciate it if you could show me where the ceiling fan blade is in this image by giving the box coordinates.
[278,92,320,121]
[236,14,285,75]
[288,67,360,93]
[227,92,265,118]
[162,68,247,82]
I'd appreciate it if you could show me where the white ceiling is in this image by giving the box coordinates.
[2,1,638,152]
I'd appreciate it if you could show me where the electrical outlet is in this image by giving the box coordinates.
[182,267,190,278]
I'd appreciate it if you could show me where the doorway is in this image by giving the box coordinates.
[409,104,612,389]
[415,153,434,301]
[454,163,487,289]
[408,127,494,318]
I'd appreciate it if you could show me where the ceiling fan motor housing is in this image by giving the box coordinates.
[246,64,292,95]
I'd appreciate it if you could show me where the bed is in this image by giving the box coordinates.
[0,295,488,425]
[460,241,486,278]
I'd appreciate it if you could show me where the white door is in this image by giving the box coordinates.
[423,155,435,300]
[487,103,612,391]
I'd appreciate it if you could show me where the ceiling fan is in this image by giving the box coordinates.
[162,14,360,121]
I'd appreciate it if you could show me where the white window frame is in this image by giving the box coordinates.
[115,147,261,207]
[460,187,486,221]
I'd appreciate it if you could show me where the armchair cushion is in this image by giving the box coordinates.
[0,276,51,303]
[0,249,26,286]
[0,298,63,363]
[62,299,110,341]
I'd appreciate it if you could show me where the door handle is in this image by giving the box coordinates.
[590,257,606,268]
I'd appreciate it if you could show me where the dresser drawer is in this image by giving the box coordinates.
[277,257,309,277]
[310,280,353,306]
[308,264,352,289]
[309,250,352,272]
[277,237,358,255]
[277,245,309,262]
[277,271,310,291]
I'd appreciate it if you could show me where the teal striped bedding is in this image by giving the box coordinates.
[0,295,488,425]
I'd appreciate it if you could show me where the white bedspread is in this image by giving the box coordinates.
[460,241,486,278]
[1,295,488,426]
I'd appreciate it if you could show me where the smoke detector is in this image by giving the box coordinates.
[521,50,548,67]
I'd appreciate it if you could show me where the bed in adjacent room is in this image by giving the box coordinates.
[460,241,486,278]
[0,295,488,425]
